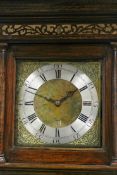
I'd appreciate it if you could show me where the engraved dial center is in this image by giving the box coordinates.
[34,79,82,128]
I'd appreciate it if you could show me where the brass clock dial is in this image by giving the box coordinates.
[18,64,98,144]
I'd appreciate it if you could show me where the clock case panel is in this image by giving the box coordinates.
[4,44,112,165]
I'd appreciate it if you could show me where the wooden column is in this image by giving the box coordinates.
[0,44,7,163]
[111,43,117,165]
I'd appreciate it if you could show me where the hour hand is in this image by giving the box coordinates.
[39,95,62,107]
[37,94,55,104]
[59,88,77,104]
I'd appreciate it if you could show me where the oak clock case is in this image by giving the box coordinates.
[4,44,112,165]
[16,62,100,146]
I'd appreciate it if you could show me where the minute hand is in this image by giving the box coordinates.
[59,88,77,104]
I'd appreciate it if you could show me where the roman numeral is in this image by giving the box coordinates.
[94,102,98,107]
[88,82,94,89]
[25,80,30,87]
[55,128,60,138]
[40,73,47,82]
[22,117,28,125]
[86,119,94,127]
[54,64,62,69]
[53,139,60,144]
[54,64,62,79]
[25,86,37,94]
[52,128,61,144]
[78,113,88,123]
[39,124,46,134]
[70,71,78,82]
[27,113,37,123]
[55,69,61,79]
[71,126,76,133]
[73,133,81,139]
[25,86,37,95]
[28,87,37,91]
[25,90,35,95]
[79,85,88,92]
[83,101,92,106]
[18,100,23,105]
[25,101,34,105]
[70,73,76,82]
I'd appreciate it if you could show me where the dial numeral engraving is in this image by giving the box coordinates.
[22,118,28,125]
[28,87,37,91]
[70,73,76,82]
[94,102,98,107]
[55,69,61,79]
[57,70,61,79]
[83,101,92,106]
[25,86,37,95]
[25,80,30,87]
[88,82,94,89]
[39,124,46,134]
[25,101,34,105]
[40,73,47,82]
[54,64,62,79]
[55,128,60,137]
[18,100,23,105]
[71,126,76,133]
[54,64,62,69]
[86,119,94,127]
[78,113,88,123]
[79,85,88,92]
[53,139,60,144]
[70,71,78,82]
[25,90,36,95]
[73,133,81,139]
[27,113,37,123]
[53,128,60,144]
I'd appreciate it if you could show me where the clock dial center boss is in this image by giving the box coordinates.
[19,64,98,144]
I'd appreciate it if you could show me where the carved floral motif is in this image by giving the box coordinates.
[1,24,117,36]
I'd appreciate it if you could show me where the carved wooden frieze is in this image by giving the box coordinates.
[0,24,117,40]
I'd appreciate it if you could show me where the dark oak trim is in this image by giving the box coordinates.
[0,162,117,169]
[111,43,117,166]
[0,2,117,24]
[4,51,16,162]
[102,47,113,158]
[9,44,111,58]
[0,169,116,175]
[0,43,7,163]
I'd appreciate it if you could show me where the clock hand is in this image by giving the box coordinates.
[25,90,55,104]
[25,88,77,107]
[59,88,77,104]
[46,88,78,107]
[37,94,56,104]
[38,95,64,107]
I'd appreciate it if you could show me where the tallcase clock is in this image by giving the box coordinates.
[0,1,117,175]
